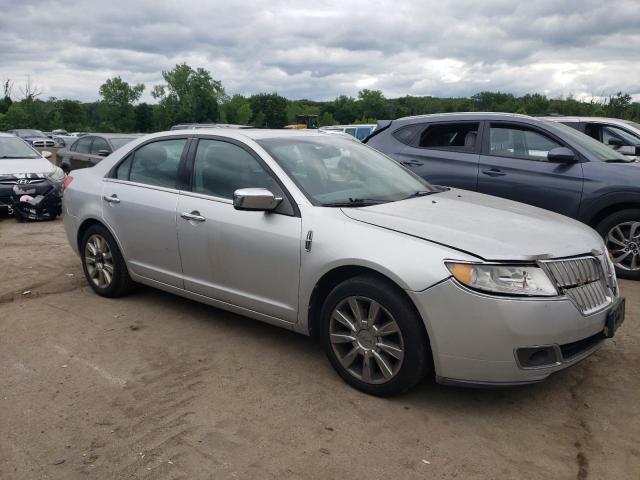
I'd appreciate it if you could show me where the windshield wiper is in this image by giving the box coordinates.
[403,190,439,199]
[604,158,633,163]
[322,198,387,207]
[0,156,28,159]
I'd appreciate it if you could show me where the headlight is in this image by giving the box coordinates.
[446,262,558,297]
[45,167,66,183]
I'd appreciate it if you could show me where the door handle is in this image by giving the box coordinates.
[103,194,120,204]
[481,168,506,177]
[180,211,206,222]
[401,160,423,167]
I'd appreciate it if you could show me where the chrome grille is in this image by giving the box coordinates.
[542,256,613,315]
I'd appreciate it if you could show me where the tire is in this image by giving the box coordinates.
[60,163,70,174]
[596,209,640,281]
[319,273,432,396]
[81,224,135,297]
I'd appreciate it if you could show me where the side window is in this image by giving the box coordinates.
[489,126,562,161]
[90,136,110,154]
[192,139,281,199]
[115,154,133,180]
[418,122,479,150]
[345,127,357,137]
[584,123,601,141]
[355,127,372,141]
[75,136,93,154]
[602,125,640,146]
[129,138,187,188]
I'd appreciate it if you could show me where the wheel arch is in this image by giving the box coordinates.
[586,202,640,229]
[306,265,427,340]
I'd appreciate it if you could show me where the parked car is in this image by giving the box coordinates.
[320,124,377,141]
[62,129,623,396]
[57,133,143,173]
[170,123,253,130]
[52,134,80,148]
[0,133,65,220]
[542,116,640,161]
[365,112,640,279]
[7,129,56,148]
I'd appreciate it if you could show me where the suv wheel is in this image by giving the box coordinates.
[320,274,432,396]
[597,209,640,280]
[81,224,135,297]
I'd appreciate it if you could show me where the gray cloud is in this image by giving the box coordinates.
[0,0,638,102]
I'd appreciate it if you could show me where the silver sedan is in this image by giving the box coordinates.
[62,129,625,396]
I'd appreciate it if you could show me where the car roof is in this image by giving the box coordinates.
[156,128,354,142]
[320,124,377,129]
[542,116,633,124]
[81,133,144,138]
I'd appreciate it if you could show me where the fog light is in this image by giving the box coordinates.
[516,346,561,369]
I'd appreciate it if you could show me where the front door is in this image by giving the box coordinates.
[101,137,189,287]
[177,138,302,322]
[477,122,584,218]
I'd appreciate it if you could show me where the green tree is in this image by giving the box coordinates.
[248,93,288,128]
[318,111,337,126]
[134,103,155,132]
[604,92,632,119]
[357,89,389,121]
[5,103,29,128]
[221,94,253,125]
[152,63,225,125]
[99,76,144,131]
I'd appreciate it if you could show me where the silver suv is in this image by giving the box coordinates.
[62,129,624,395]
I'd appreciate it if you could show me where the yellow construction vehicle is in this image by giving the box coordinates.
[285,114,319,129]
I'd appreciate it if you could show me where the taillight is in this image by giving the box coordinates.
[62,175,74,192]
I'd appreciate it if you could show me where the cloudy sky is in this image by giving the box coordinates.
[1,0,639,103]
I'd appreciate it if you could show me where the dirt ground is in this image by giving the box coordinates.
[0,217,638,480]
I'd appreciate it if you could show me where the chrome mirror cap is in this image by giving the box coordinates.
[233,188,282,211]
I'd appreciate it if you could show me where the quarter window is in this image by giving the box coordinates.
[602,125,640,146]
[74,136,93,154]
[489,126,562,161]
[192,139,280,199]
[355,127,372,141]
[128,139,187,188]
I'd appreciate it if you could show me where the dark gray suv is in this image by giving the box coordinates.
[365,113,640,279]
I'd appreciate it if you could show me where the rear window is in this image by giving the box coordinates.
[418,123,479,149]
[110,137,136,150]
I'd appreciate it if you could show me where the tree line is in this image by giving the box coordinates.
[1,63,639,133]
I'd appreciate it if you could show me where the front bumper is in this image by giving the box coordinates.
[409,278,617,385]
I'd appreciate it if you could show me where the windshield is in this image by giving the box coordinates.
[110,137,136,149]
[0,137,41,159]
[549,121,630,161]
[257,136,437,206]
[16,129,47,138]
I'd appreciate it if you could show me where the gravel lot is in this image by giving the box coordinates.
[1,217,639,480]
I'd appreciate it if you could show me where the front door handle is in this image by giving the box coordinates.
[481,168,506,177]
[401,160,423,167]
[180,211,206,222]
[103,194,120,204]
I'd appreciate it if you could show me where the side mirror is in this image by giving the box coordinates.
[41,150,52,159]
[607,137,624,147]
[97,149,111,157]
[233,188,282,212]
[618,145,640,156]
[547,147,577,163]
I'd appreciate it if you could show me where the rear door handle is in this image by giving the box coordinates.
[401,160,423,167]
[481,168,506,177]
[180,211,206,222]
[103,194,120,204]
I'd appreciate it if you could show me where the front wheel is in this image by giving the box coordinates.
[597,209,640,280]
[320,274,432,396]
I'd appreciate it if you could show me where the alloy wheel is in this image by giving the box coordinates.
[329,296,405,384]
[84,234,114,288]
[606,221,640,271]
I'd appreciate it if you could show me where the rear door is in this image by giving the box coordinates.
[395,121,481,190]
[70,135,94,169]
[101,136,190,287]
[477,122,584,217]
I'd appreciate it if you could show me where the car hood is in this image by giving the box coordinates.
[0,157,56,176]
[341,189,604,261]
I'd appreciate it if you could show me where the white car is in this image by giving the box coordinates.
[320,124,377,141]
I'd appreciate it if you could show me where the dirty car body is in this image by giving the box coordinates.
[63,130,624,395]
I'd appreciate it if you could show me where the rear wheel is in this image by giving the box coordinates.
[320,274,432,396]
[597,209,640,280]
[81,224,134,297]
